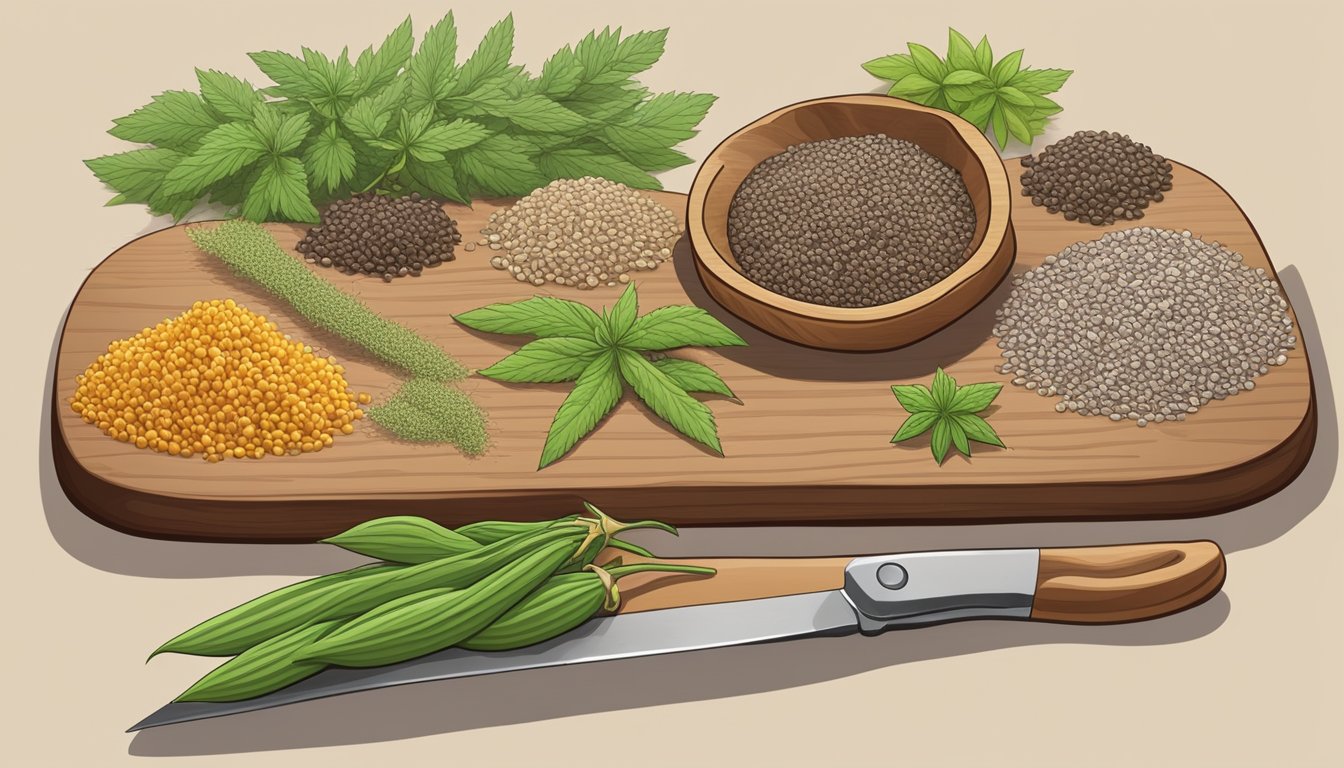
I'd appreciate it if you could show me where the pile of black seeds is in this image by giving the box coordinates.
[727,134,977,308]
[993,227,1295,427]
[297,192,461,282]
[1020,131,1173,226]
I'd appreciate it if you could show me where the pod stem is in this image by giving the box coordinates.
[604,563,717,579]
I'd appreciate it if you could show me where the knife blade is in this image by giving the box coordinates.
[130,540,1224,731]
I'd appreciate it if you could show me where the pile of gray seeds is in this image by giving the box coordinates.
[727,134,977,308]
[1020,131,1173,226]
[476,177,682,289]
[993,227,1295,427]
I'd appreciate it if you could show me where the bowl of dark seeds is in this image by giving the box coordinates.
[687,94,1014,351]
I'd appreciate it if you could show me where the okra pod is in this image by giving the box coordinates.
[321,516,481,563]
[174,619,343,702]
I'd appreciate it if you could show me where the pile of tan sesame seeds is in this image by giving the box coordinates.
[472,177,682,289]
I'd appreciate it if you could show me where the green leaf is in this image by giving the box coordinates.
[991,49,1024,86]
[403,158,468,203]
[942,69,988,87]
[539,350,623,468]
[86,148,185,205]
[943,81,994,103]
[617,349,721,454]
[240,156,319,223]
[930,368,956,410]
[612,92,715,149]
[579,27,668,86]
[538,45,584,98]
[196,69,263,121]
[159,121,267,198]
[251,106,310,155]
[990,103,1009,149]
[479,337,606,382]
[891,384,937,414]
[891,410,939,443]
[995,86,1033,108]
[1025,92,1063,116]
[952,413,1006,448]
[1010,68,1072,95]
[652,358,735,398]
[623,306,747,351]
[887,74,940,101]
[484,94,588,133]
[930,417,952,463]
[409,118,490,160]
[303,123,356,192]
[109,90,222,152]
[948,418,970,456]
[455,14,514,95]
[406,11,458,111]
[949,382,1003,414]
[960,93,997,130]
[907,43,948,81]
[458,134,545,196]
[973,35,994,75]
[862,53,918,83]
[606,284,639,340]
[565,82,649,122]
[343,78,406,140]
[538,147,659,190]
[300,45,359,119]
[1002,103,1033,145]
[946,29,977,71]
[454,295,601,338]
[354,16,414,95]
[249,50,319,100]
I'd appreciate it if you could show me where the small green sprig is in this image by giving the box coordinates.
[862,28,1071,150]
[455,284,746,469]
[891,368,1005,464]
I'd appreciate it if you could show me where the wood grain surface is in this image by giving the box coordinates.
[51,160,1316,541]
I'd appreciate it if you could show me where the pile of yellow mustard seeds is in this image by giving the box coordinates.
[69,299,371,461]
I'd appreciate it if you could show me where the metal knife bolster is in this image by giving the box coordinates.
[840,549,1040,634]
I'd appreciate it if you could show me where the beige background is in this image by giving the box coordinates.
[4,0,1340,765]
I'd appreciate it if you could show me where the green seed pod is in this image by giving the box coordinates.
[152,563,403,658]
[301,537,579,667]
[321,516,481,563]
[460,562,717,652]
[174,619,343,702]
[454,516,578,545]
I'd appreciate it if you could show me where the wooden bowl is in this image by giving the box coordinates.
[686,94,1015,351]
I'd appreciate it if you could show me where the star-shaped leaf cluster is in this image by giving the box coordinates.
[891,368,1005,464]
[455,284,746,469]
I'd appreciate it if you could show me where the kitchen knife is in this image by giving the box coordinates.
[130,540,1224,731]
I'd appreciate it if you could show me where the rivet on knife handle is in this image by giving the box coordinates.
[1030,541,1226,624]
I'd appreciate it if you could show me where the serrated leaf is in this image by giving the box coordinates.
[249,50,319,100]
[538,45,584,98]
[565,82,649,122]
[109,91,221,152]
[159,121,267,198]
[303,123,356,192]
[1010,68,1072,95]
[354,16,414,95]
[942,69,989,87]
[951,413,1006,448]
[406,12,459,111]
[623,306,746,351]
[86,148,184,205]
[891,410,940,443]
[343,78,406,140]
[862,53,918,83]
[606,284,639,340]
[454,295,601,338]
[1002,103,1033,145]
[652,358,735,398]
[973,36,994,75]
[948,418,970,456]
[455,14,514,95]
[887,74,941,100]
[539,147,658,189]
[301,45,359,116]
[617,349,721,454]
[252,107,310,155]
[615,91,715,147]
[930,368,956,409]
[539,350,623,468]
[240,156,319,223]
[481,94,587,133]
[991,49,1024,86]
[403,158,468,203]
[458,134,544,196]
[944,81,994,103]
[479,337,606,382]
[196,69,263,121]
[1025,93,1063,116]
[907,43,948,81]
[579,27,667,86]
[930,417,952,463]
[949,382,1003,414]
[891,384,937,414]
[599,124,693,171]
[947,29,977,71]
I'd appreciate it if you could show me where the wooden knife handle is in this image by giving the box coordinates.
[1030,541,1225,623]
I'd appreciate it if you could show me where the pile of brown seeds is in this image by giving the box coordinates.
[479,177,682,289]
[992,227,1295,427]
[727,134,977,308]
[297,193,460,282]
[1020,131,1173,226]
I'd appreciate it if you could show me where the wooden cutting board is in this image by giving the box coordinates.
[52,159,1317,541]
